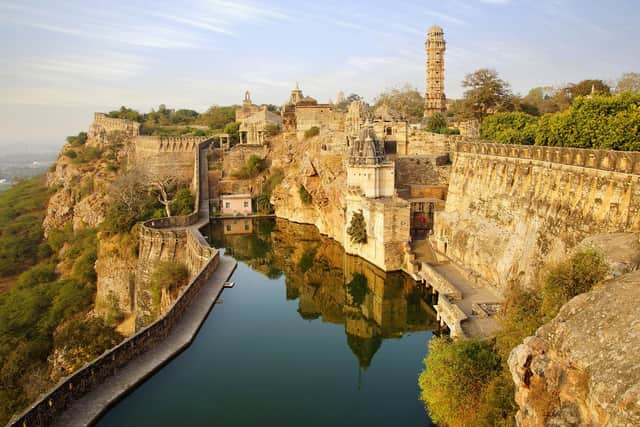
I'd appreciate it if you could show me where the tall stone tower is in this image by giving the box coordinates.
[424,25,446,117]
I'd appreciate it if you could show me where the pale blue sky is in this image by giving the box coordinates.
[1,0,639,148]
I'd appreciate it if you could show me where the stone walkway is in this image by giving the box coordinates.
[432,262,501,338]
[51,255,237,427]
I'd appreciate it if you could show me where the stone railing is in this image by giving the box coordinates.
[134,135,213,153]
[434,294,467,338]
[455,141,640,175]
[8,248,219,427]
[419,262,463,300]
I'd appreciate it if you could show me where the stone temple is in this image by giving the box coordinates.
[424,25,446,117]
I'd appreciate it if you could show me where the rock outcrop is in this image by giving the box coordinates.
[270,134,347,245]
[509,269,640,426]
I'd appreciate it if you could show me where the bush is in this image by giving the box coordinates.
[541,249,608,320]
[265,124,281,137]
[150,261,190,314]
[304,126,320,139]
[76,146,101,163]
[246,155,266,177]
[419,337,502,427]
[431,127,461,135]
[426,112,448,131]
[0,177,49,277]
[347,210,367,244]
[63,149,77,159]
[66,132,88,146]
[480,112,538,145]
[298,184,312,205]
[53,317,122,373]
[299,250,315,273]
[170,188,195,216]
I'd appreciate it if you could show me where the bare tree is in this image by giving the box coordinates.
[144,168,185,217]
[109,167,147,215]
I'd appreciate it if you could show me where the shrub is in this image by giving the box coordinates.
[541,249,608,320]
[419,337,502,427]
[426,112,448,131]
[63,149,77,159]
[265,124,281,137]
[480,112,538,145]
[76,146,101,163]
[298,184,312,205]
[246,155,266,177]
[170,188,195,216]
[150,261,190,313]
[347,210,367,244]
[304,126,320,139]
[66,132,88,146]
[53,317,122,373]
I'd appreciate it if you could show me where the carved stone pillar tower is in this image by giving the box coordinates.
[424,25,446,117]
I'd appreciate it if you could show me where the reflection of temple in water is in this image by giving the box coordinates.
[208,218,438,369]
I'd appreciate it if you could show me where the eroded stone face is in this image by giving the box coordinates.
[509,270,640,426]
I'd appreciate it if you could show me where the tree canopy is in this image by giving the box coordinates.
[460,68,513,120]
[374,84,424,123]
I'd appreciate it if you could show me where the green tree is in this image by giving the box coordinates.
[347,210,367,244]
[150,261,190,313]
[480,112,538,145]
[419,338,502,427]
[461,69,513,120]
[374,84,424,122]
[169,188,195,216]
[196,105,237,130]
[426,112,448,131]
[567,79,610,98]
[223,121,241,145]
[66,132,88,146]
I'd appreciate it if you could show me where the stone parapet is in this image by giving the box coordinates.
[455,140,640,174]
[434,295,467,338]
[89,113,140,140]
[134,135,212,153]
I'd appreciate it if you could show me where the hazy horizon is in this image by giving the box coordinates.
[2,0,639,148]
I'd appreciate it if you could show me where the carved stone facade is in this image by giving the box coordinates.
[424,25,446,117]
[235,91,282,145]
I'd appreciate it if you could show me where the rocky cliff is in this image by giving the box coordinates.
[509,270,640,426]
[270,134,347,245]
[509,233,640,426]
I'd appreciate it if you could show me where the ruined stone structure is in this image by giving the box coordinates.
[344,122,410,271]
[433,141,640,291]
[424,25,446,117]
[235,91,282,145]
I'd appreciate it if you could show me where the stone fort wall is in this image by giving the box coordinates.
[134,135,211,181]
[88,113,140,141]
[434,141,640,291]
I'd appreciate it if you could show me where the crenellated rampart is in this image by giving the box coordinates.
[434,141,640,290]
[134,135,212,153]
[88,112,140,140]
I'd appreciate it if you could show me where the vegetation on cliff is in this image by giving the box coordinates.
[347,211,367,244]
[298,184,312,205]
[0,177,50,279]
[480,93,640,150]
[149,261,190,317]
[419,249,609,426]
[0,220,122,423]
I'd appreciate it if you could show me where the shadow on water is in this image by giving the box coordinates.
[97,218,438,427]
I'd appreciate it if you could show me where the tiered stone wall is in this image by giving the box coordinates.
[295,106,345,140]
[434,141,640,290]
[395,155,450,188]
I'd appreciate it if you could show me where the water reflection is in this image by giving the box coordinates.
[208,218,438,369]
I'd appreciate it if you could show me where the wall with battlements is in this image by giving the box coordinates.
[405,129,465,155]
[433,141,640,291]
[133,135,211,181]
[88,113,140,143]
